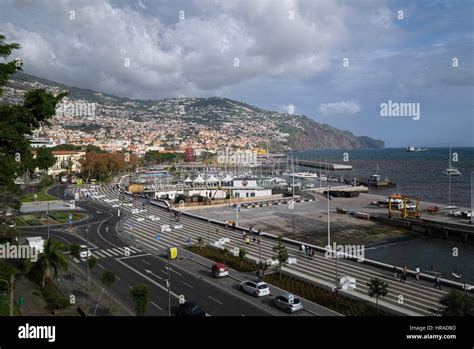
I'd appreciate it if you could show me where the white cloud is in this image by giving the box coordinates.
[319,100,361,116]
[0,0,396,99]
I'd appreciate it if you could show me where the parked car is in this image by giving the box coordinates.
[177,302,208,317]
[271,293,304,313]
[239,280,270,297]
[211,263,229,278]
[79,245,92,258]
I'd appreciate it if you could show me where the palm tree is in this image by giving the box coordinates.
[87,256,97,290]
[130,284,150,316]
[272,236,288,279]
[238,248,247,266]
[101,271,117,311]
[366,277,389,314]
[196,236,204,250]
[38,238,68,288]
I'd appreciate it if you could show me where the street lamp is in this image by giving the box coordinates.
[327,185,331,247]
[207,218,210,244]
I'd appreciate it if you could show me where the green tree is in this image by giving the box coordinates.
[38,239,68,288]
[238,248,247,266]
[69,244,80,258]
[196,236,204,250]
[366,278,389,314]
[87,256,97,290]
[272,236,289,279]
[257,261,269,279]
[439,290,474,316]
[130,284,150,316]
[101,270,117,311]
[0,34,66,216]
[34,147,56,174]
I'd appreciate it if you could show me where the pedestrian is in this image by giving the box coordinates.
[400,266,408,283]
[307,248,312,260]
[415,266,420,280]
[216,227,219,236]
[242,231,246,239]
[257,238,260,245]
[253,236,256,243]
[256,269,261,280]
[311,249,315,259]
[434,276,442,290]
[246,237,250,245]
[393,266,398,279]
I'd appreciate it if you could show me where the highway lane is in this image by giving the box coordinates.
[88,182,449,316]
[19,184,273,316]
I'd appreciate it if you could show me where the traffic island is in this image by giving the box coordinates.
[262,272,396,316]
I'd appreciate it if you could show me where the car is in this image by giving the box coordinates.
[177,302,208,317]
[239,280,270,297]
[211,263,229,278]
[79,245,92,258]
[271,293,304,313]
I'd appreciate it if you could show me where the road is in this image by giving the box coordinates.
[19,184,273,316]
[78,180,453,316]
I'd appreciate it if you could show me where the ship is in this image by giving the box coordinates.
[406,146,429,152]
[361,166,396,188]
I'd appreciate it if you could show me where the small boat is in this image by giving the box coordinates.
[452,272,461,279]
[336,207,348,214]
[363,166,396,187]
[406,146,429,152]
[426,206,440,213]
[444,147,461,176]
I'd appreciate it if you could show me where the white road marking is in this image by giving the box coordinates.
[160,270,168,275]
[182,281,193,288]
[151,301,162,310]
[142,260,151,265]
[98,263,105,270]
[171,269,182,276]
[116,276,121,281]
[208,296,222,305]
[100,249,113,257]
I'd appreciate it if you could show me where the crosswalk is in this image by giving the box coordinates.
[71,246,143,263]
[88,183,449,316]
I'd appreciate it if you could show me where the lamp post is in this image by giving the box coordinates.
[327,185,331,247]
[86,226,90,290]
[207,218,210,244]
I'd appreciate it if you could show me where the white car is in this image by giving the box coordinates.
[79,245,92,258]
[239,280,270,297]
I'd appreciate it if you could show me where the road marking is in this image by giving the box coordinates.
[116,276,121,281]
[142,260,151,265]
[171,269,182,276]
[98,263,105,269]
[208,296,222,305]
[73,257,81,263]
[93,251,107,258]
[151,301,162,310]
[106,249,120,256]
[145,269,163,280]
[160,270,168,275]
[100,250,114,257]
[116,259,180,298]
[115,253,151,260]
[129,246,141,253]
[241,313,246,316]
[182,281,193,288]
[111,247,125,255]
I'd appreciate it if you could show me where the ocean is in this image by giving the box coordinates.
[292,147,474,208]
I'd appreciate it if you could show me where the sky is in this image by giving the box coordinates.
[1,0,473,147]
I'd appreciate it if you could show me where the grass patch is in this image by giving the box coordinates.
[21,186,56,203]
[188,245,257,272]
[39,278,71,312]
[263,273,395,316]
[16,212,86,226]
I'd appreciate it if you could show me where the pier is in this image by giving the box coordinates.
[295,159,353,170]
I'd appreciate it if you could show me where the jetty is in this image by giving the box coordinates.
[295,159,352,170]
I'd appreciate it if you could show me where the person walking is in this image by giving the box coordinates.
[245,236,250,245]
[415,266,421,280]
[400,266,407,283]
[434,276,442,289]
[393,265,398,279]
[307,248,312,260]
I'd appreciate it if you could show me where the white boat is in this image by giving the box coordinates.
[444,147,461,176]
[289,171,319,179]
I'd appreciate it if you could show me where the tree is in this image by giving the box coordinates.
[0,34,66,217]
[130,284,150,316]
[34,148,56,174]
[366,278,389,314]
[87,256,97,290]
[37,239,68,288]
[101,270,117,311]
[69,244,80,258]
[257,261,269,279]
[439,290,474,316]
[238,248,247,266]
[196,236,204,250]
[272,236,289,279]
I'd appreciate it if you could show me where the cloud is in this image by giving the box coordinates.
[319,100,361,116]
[0,0,396,99]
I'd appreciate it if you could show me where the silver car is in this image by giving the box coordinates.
[271,293,304,313]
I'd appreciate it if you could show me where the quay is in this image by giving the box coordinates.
[295,159,352,170]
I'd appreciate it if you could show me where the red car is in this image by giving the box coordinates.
[212,263,229,278]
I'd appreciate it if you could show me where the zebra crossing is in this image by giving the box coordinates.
[88,183,448,315]
[71,246,143,263]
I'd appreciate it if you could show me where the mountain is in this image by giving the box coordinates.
[4,72,384,150]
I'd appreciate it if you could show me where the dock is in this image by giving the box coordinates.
[295,159,353,170]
